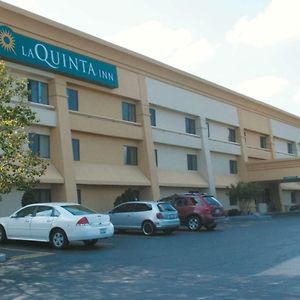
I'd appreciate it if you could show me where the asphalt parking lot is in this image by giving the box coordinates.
[1,214,300,300]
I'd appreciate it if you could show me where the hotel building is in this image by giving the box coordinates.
[1,1,300,216]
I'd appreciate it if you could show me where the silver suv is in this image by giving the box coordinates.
[109,201,180,236]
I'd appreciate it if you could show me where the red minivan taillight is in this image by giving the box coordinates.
[76,217,89,226]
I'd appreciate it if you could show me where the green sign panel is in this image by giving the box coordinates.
[0,25,118,88]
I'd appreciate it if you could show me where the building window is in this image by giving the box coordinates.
[260,136,267,149]
[149,108,156,127]
[72,139,80,161]
[67,88,78,111]
[228,128,236,142]
[122,102,136,122]
[287,142,294,154]
[229,195,238,206]
[77,189,82,204]
[291,191,296,204]
[34,189,51,203]
[187,154,198,171]
[206,121,210,137]
[123,146,138,165]
[154,149,158,167]
[29,133,50,158]
[185,117,196,134]
[229,160,238,174]
[28,79,48,105]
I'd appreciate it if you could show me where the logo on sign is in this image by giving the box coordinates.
[0,28,16,54]
[0,25,118,89]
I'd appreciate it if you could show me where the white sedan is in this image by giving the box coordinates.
[0,203,114,249]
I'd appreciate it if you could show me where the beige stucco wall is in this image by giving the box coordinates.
[78,185,126,212]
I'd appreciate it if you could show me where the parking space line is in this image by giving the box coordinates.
[0,247,55,262]
[9,252,55,262]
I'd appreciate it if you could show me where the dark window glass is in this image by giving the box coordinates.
[154,149,158,167]
[67,88,78,111]
[287,142,293,154]
[158,203,176,212]
[260,136,267,149]
[203,196,222,207]
[35,206,53,217]
[72,139,80,161]
[149,108,156,126]
[124,146,138,165]
[228,128,236,142]
[62,205,97,215]
[28,80,48,105]
[134,203,152,212]
[187,154,198,171]
[34,189,51,203]
[15,206,36,218]
[229,195,238,206]
[112,203,130,213]
[185,117,196,134]
[122,102,136,122]
[291,191,296,204]
[229,160,238,174]
[77,189,82,204]
[206,121,210,137]
[29,134,50,158]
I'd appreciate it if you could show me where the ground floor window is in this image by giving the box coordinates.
[22,189,51,206]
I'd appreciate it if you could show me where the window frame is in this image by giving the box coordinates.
[28,79,49,105]
[229,160,238,174]
[29,133,50,158]
[122,102,136,122]
[185,117,196,135]
[260,136,267,149]
[123,145,138,165]
[187,154,198,171]
[67,88,79,111]
[228,128,236,143]
[72,138,80,161]
[149,108,156,127]
[287,142,294,154]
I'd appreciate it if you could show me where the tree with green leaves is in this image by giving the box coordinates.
[227,181,262,214]
[0,60,47,196]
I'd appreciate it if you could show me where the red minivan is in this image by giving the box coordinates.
[160,193,225,231]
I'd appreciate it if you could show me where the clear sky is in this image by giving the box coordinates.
[2,0,300,117]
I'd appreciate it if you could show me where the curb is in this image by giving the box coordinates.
[0,253,6,263]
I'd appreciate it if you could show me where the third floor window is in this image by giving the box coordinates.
[28,79,48,105]
[67,88,78,111]
[260,136,267,149]
[228,128,236,142]
[185,117,196,134]
[122,102,136,122]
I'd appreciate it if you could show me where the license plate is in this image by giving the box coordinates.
[100,228,106,234]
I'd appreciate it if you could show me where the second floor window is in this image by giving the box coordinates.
[228,128,236,142]
[123,146,138,165]
[67,88,78,111]
[122,102,136,122]
[72,139,80,161]
[185,117,196,134]
[260,136,267,149]
[229,160,238,174]
[29,133,50,158]
[187,154,198,171]
[154,149,158,167]
[287,142,294,154]
[28,80,48,105]
[149,108,156,126]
